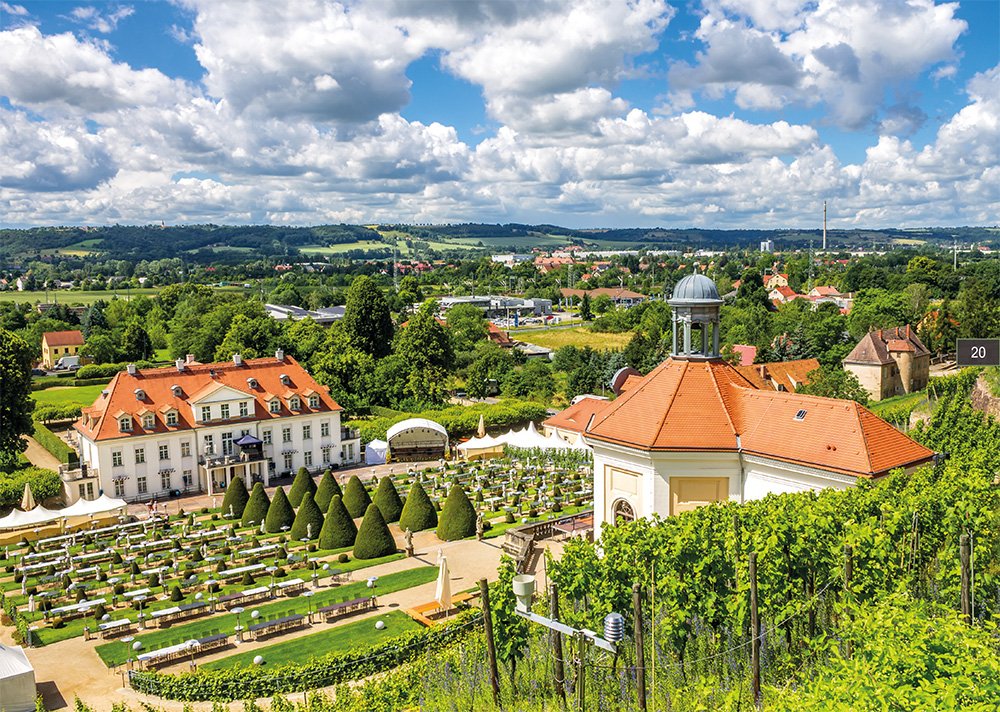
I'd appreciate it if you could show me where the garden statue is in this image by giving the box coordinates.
[307,523,313,539]
[27,594,34,613]
[403,528,414,557]
[21,578,26,595]
[476,512,484,541]
[260,521,266,535]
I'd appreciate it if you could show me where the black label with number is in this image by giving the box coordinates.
[956,339,1000,366]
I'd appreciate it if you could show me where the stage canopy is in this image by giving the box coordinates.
[0,495,128,531]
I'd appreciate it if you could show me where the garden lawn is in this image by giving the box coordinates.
[202,610,422,670]
[94,565,437,667]
[511,327,631,352]
[31,384,107,409]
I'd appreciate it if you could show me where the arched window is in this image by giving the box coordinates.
[612,498,635,525]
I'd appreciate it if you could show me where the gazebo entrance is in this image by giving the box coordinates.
[203,433,270,495]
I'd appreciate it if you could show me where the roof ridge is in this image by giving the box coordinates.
[708,364,739,437]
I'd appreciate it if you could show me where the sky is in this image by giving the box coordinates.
[0,0,997,229]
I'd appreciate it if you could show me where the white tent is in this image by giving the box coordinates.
[458,421,591,459]
[0,495,128,531]
[0,643,36,712]
[365,439,388,465]
[502,422,555,450]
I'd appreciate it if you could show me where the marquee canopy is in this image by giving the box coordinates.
[0,495,128,531]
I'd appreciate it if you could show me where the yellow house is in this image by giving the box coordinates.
[41,330,85,369]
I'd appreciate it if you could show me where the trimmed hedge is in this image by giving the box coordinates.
[220,477,249,520]
[126,610,481,700]
[241,483,271,528]
[0,467,61,509]
[314,469,342,511]
[398,481,437,533]
[353,504,397,559]
[373,476,403,523]
[76,360,156,380]
[265,487,295,533]
[290,492,325,541]
[347,399,549,443]
[31,421,78,465]
[437,485,476,541]
[32,404,83,423]
[319,495,357,550]
[288,467,317,507]
[342,475,372,519]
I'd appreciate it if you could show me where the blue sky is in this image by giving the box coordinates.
[0,0,997,228]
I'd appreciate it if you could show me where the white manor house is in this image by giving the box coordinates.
[71,351,361,503]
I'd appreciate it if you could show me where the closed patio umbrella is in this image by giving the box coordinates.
[434,555,451,614]
[19,484,35,512]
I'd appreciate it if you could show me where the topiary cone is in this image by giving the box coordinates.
[373,476,403,523]
[241,482,271,528]
[265,486,295,533]
[288,466,317,507]
[353,504,397,560]
[290,492,325,541]
[319,495,357,550]
[315,469,343,511]
[399,481,438,532]
[436,484,476,541]
[220,476,250,520]
[342,475,372,519]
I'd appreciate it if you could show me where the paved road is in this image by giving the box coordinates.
[21,436,63,472]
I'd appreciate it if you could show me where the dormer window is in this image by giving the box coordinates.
[269,399,280,414]
[308,394,319,409]
[171,385,183,397]
[247,378,258,389]
[239,401,249,417]
[119,416,133,433]
[220,403,230,419]
[166,410,178,426]
[289,396,301,411]
[134,388,146,401]
[280,374,290,386]
[142,414,155,430]
[201,405,211,422]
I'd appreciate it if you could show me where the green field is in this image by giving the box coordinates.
[203,610,422,670]
[512,327,632,351]
[31,384,106,408]
[299,241,391,255]
[0,288,163,305]
[94,566,437,667]
[41,239,104,257]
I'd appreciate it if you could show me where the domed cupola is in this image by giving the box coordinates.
[668,273,723,360]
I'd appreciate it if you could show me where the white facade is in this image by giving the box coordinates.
[590,439,864,536]
[77,393,360,503]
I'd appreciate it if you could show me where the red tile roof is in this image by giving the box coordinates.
[547,357,934,478]
[560,287,648,301]
[735,358,820,393]
[844,325,929,365]
[544,397,609,434]
[75,355,341,442]
[731,344,757,366]
[42,330,84,347]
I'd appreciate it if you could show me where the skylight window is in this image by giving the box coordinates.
[794,409,807,421]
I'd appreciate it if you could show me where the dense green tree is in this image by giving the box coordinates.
[735,269,771,309]
[311,324,377,412]
[264,486,295,533]
[796,366,870,406]
[0,329,34,471]
[373,476,403,523]
[466,343,515,399]
[288,467,317,507]
[319,495,358,549]
[436,485,476,541]
[342,475,372,519]
[353,503,397,559]
[269,283,305,307]
[446,302,489,352]
[579,292,593,320]
[290,492,325,541]
[282,317,326,367]
[848,289,915,339]
[395,301,455,404]
[79,332,120,364]
[398,481,438,532]
[342,275,393,358]
[567,363,602,399]
[121,321,154,362]
[314,469,343,512]
[241,482,271,528]
[956,278,1000,340]
[213,312,283,361]
[80,302,108,338]
[220,476,249,520]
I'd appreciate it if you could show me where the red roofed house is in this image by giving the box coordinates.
[560,287,648,306]
[768,285,803,304]
[41,330,85,370]
[73,351,360,504]
[764,273,789,290]
[543,275,935,534]
[842,326,930,401]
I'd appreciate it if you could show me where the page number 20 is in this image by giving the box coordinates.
[971,345,986,360]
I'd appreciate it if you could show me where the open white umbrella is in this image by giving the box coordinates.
[19,484,35,511]
[434,555,451,614]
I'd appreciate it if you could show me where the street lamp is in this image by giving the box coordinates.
[232,606,245,643]
[302,590,315,623]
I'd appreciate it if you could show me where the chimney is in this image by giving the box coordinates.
[233,353,243,367]
[175,359,185,372]
[759,365,766,377]
[275,348,284,362]
[186,354,195,364]
[127,363,136,376]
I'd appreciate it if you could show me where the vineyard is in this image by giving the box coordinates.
[70,373,1000,710]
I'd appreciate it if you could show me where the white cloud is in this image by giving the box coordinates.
[1,2,28,16]
[670,0,967,129]
[67,5,135,34]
